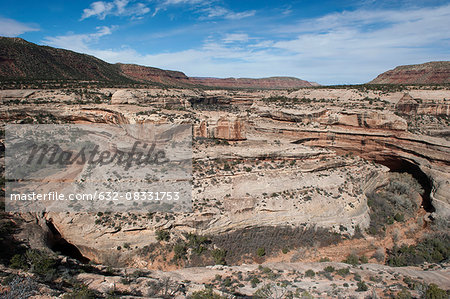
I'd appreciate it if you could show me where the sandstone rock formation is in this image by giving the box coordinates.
[370,61,450,84]
[396,93,449,116]
[194,112,246,140]
[0,85,449,274]
[110,89,139,104]
[117,63,190,86]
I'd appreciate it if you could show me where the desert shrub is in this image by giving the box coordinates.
[336,268,350,277]
[305,270,315,278]
[121,276,132,285]
[211,249,227,265]
[189,288,226,299]
[359,255,368,264]
[257,247,266,257]
[1,276,39,298]
[394,213,405,222]
[155,230,170,242]
[9,254,28,269]
[9,249,57,281]
[369,275,382,283]
[250,277,261,288]
[343,254,359,266]
[173,242,188,260]
[63,284,96,299]
[186,233,210,255]
[257,267,279,280]
[323,272,333,281]
[356,281,368,292]
[386,233,449,266]
[395,288,412,299]
[424,283,447,299]
[0,215,23,265]
[324,266,335,272]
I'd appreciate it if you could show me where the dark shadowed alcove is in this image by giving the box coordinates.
[374,156,435,213]
[46,220,90,264]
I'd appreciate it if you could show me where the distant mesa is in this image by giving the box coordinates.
[117,63,191,86]
[369,61,450,84]
[0,36,315,89]
[190,76,319,89]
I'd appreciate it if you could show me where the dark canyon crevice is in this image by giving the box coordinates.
[373,156,435,213]
[46,220,90,263]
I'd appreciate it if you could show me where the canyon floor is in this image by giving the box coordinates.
[0,84,449,298]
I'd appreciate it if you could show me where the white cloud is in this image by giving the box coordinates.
[222,33,249,43]
[81,0,150,20]
[162,0,209,5]
[0,17,39,37]
[201,7,255,20]
[152,0,255,20]
[81,1,115,20]
[272,5,450,58]
[224,10,256,20]
[115,0,128,14]
[44,4,450,84]
[42,26,116,53]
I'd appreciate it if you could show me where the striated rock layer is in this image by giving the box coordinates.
[369,61,450,84]
[117,63,191,86]
[1,86,449,267]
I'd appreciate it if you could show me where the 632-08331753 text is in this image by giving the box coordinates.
[8,191,181,201]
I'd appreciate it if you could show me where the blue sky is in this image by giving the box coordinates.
[1,0,449,84]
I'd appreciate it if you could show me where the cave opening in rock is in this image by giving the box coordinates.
[375,156,435,213]
[46,220,90,264]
